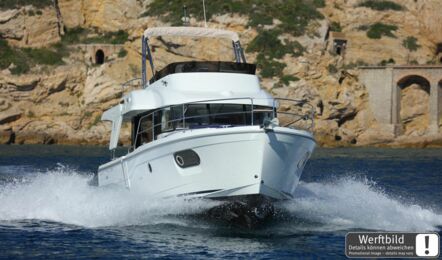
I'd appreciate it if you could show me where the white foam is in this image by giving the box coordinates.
[0,166,441,231]
[0,165,218,228]
[283,176,442,232]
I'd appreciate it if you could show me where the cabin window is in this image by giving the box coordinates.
[162,105,185,131]
[185,104,210,127]
[161,107,172,131]
[132,104,274,148]
[209,104,247,125]
[135,115,153,147]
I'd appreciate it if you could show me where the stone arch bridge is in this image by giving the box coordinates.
[360,65,442,135]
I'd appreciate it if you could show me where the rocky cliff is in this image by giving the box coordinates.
[1,0,442,147]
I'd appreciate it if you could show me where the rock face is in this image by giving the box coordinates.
[58,0,143,31]
[1,0,442,147]
[400,84,430,136]
[0,7,60,47]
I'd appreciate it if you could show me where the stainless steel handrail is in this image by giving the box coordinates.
[120,78,142,93]
[133,97,314,150]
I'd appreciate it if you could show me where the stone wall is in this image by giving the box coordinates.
[360,66,442,136]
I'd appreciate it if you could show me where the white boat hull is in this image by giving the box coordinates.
[97,126,315,201]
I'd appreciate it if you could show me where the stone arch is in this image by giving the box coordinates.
[395,75,431,135]
[95,49,105,65]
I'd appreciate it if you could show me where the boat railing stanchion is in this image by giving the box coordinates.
[272,99,276,120]
[182,104,186,129]
[152,112,155,141]
[251,98,254,126]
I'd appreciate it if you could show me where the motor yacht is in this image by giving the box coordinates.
[95,27,316,221]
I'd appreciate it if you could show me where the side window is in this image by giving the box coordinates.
[161,107,173,132]
[210,104,247,125]
[185,104,210,127]
[252,105,274,125]
[161,106,185,132]
[135,115,153,148]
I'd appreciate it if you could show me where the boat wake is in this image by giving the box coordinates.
[0,165,441,232]
[281,176,442,232]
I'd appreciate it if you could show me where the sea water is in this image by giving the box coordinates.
[0,145,441,258]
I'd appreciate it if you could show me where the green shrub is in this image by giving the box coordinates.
[82,30,129,44]
[248,12,274,27]
[0,39,30,74]
[364,23,398,39]
[343,59,369,69]
[61,27,87,44]
[83,111,93,118]
[313,0,326,8]
[103,30,128,44]
[0,39,65,75]
[118,48,128,58]
[247,30,305,59]
[62,27,87,44]
[23,48,64,65]
[358,0,403,11]
[256,54,286,78]
[0,0,52,9]
[426,60,436,65]
[27,111,35,118]
[89,115,101,128]
[379,58,395,66]
[247,30,304,78]
[148,0,323,36]
[271,1,324,36]
[247,30,286,59]
[281,75,300,86]
[330,21,342,32]
[287,40,305,57]
[402,36,420,52]
[58,101,69,107]
[62,27,128,45]
[357,24,370,31]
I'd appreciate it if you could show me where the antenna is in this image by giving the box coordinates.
[202,0,207,27]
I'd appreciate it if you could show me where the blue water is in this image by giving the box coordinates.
[0,145,441,258]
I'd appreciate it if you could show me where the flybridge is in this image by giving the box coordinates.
[141,27,248,87]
